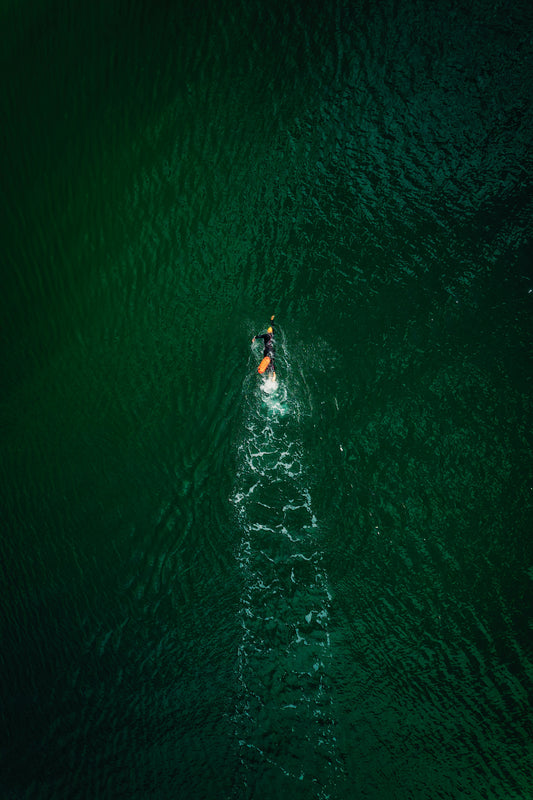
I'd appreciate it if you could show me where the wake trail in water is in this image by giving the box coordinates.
[231,347,342,798]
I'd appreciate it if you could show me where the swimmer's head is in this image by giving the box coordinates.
[267,326,273,333]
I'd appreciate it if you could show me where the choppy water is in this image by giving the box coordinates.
[1,0,532,798]
[232,342,341,797]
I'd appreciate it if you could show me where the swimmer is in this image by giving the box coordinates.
[252,316,276,379]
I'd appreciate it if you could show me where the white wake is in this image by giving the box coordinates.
[231,360,341,796]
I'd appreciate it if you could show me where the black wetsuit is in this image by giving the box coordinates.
[255,332,275,373]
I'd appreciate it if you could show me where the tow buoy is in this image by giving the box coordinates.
[257,356,271,374]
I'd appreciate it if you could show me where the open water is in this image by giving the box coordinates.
[1,0,532,798]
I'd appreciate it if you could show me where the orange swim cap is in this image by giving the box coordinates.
[267,326,273,333]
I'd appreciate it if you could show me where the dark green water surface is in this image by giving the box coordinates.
[1,0,532,797]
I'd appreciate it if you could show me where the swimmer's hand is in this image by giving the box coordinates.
[251,336,256,343]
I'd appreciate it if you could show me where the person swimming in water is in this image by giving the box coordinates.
[252,318,275,379]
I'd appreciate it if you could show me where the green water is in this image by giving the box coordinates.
[1,0,532,797]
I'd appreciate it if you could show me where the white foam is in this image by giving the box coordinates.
[261,375,278,395]
[232,351,338,786]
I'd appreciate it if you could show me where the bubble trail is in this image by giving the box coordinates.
[231,359,343,798]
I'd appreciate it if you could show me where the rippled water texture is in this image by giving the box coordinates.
[1,0,532,798]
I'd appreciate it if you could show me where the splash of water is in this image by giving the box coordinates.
[231,359,342,796]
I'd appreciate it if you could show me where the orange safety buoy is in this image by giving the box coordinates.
[257,356,271,374]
